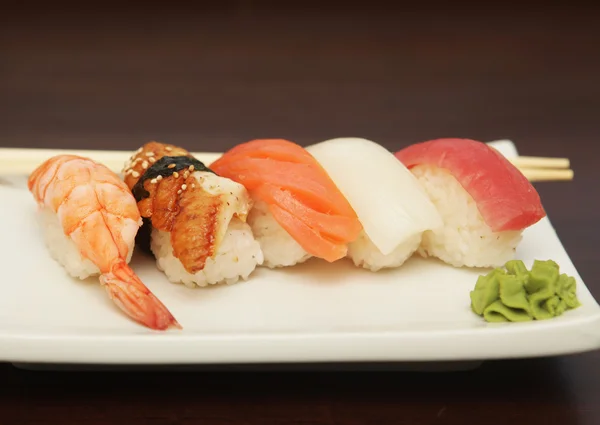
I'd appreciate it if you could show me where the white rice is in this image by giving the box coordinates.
[247,201,312,268]
[347,230,422,272]
[411,165,522,268]
[151,218,263,288]
[37,206,136,279]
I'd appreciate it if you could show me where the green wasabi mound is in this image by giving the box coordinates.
[470,259,581,323]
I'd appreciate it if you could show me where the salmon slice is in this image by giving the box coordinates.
[269,204,348,263]
[210,139,363,262]
[211,158,354,216]
[252,184,363,244]
[395,138,546,232]
[219,139,316,163]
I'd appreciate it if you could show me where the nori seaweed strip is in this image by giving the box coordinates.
[132,155,215,202]
[135,217,154,255]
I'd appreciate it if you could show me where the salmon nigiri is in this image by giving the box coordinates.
[210,139,363,268]
[395,138,547,268]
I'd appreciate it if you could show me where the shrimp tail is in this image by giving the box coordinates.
[99,262,181,331]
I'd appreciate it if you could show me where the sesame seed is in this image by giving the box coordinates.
[132,171,140,178]
[157,175,163,181]
[191,183,196,188]
[188,165,194,171]
[183,171,189,178]
[145,152,155,157]
[177,189,182,195]
[181,184,187,190]
[126,169,133,175]
[173,171,179,178]
[136,147,143,154]
[149,157,156,163]
[150,178,157,184]
[135,157,143,163]
[168,164,176,169]
[165,146,173,152]
[142,161,149,169]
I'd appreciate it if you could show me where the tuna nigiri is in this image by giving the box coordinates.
[306,137,443,271]
[210,139,363,268]
[395,138,547,268]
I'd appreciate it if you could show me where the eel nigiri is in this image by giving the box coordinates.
[209,139,363,268]
[395,138,547,268]
[28,154,180,330]
[306,137,443,271]
[122,141,263,288]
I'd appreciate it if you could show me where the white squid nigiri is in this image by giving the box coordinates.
[305,137,443,271]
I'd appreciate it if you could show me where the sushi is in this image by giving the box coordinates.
[122,141,263,288]
[395,138,547,268]
[306,137,443,271]
[27,154,180,330]
[209,139,363,268]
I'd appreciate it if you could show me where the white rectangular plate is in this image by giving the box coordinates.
[1,140,599,366]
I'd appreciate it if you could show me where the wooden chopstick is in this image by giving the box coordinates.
[0,146,573,182]
[0,147,221,176]
[508,156,570,170]
[517,168,574,182]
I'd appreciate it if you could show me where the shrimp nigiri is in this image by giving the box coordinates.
[28,154,180,330]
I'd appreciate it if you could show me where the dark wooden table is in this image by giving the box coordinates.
[1,5,599,424]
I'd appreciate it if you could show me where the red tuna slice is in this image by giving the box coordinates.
[395,138,546,232]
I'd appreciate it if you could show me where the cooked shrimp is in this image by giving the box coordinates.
[27,154,181,330]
